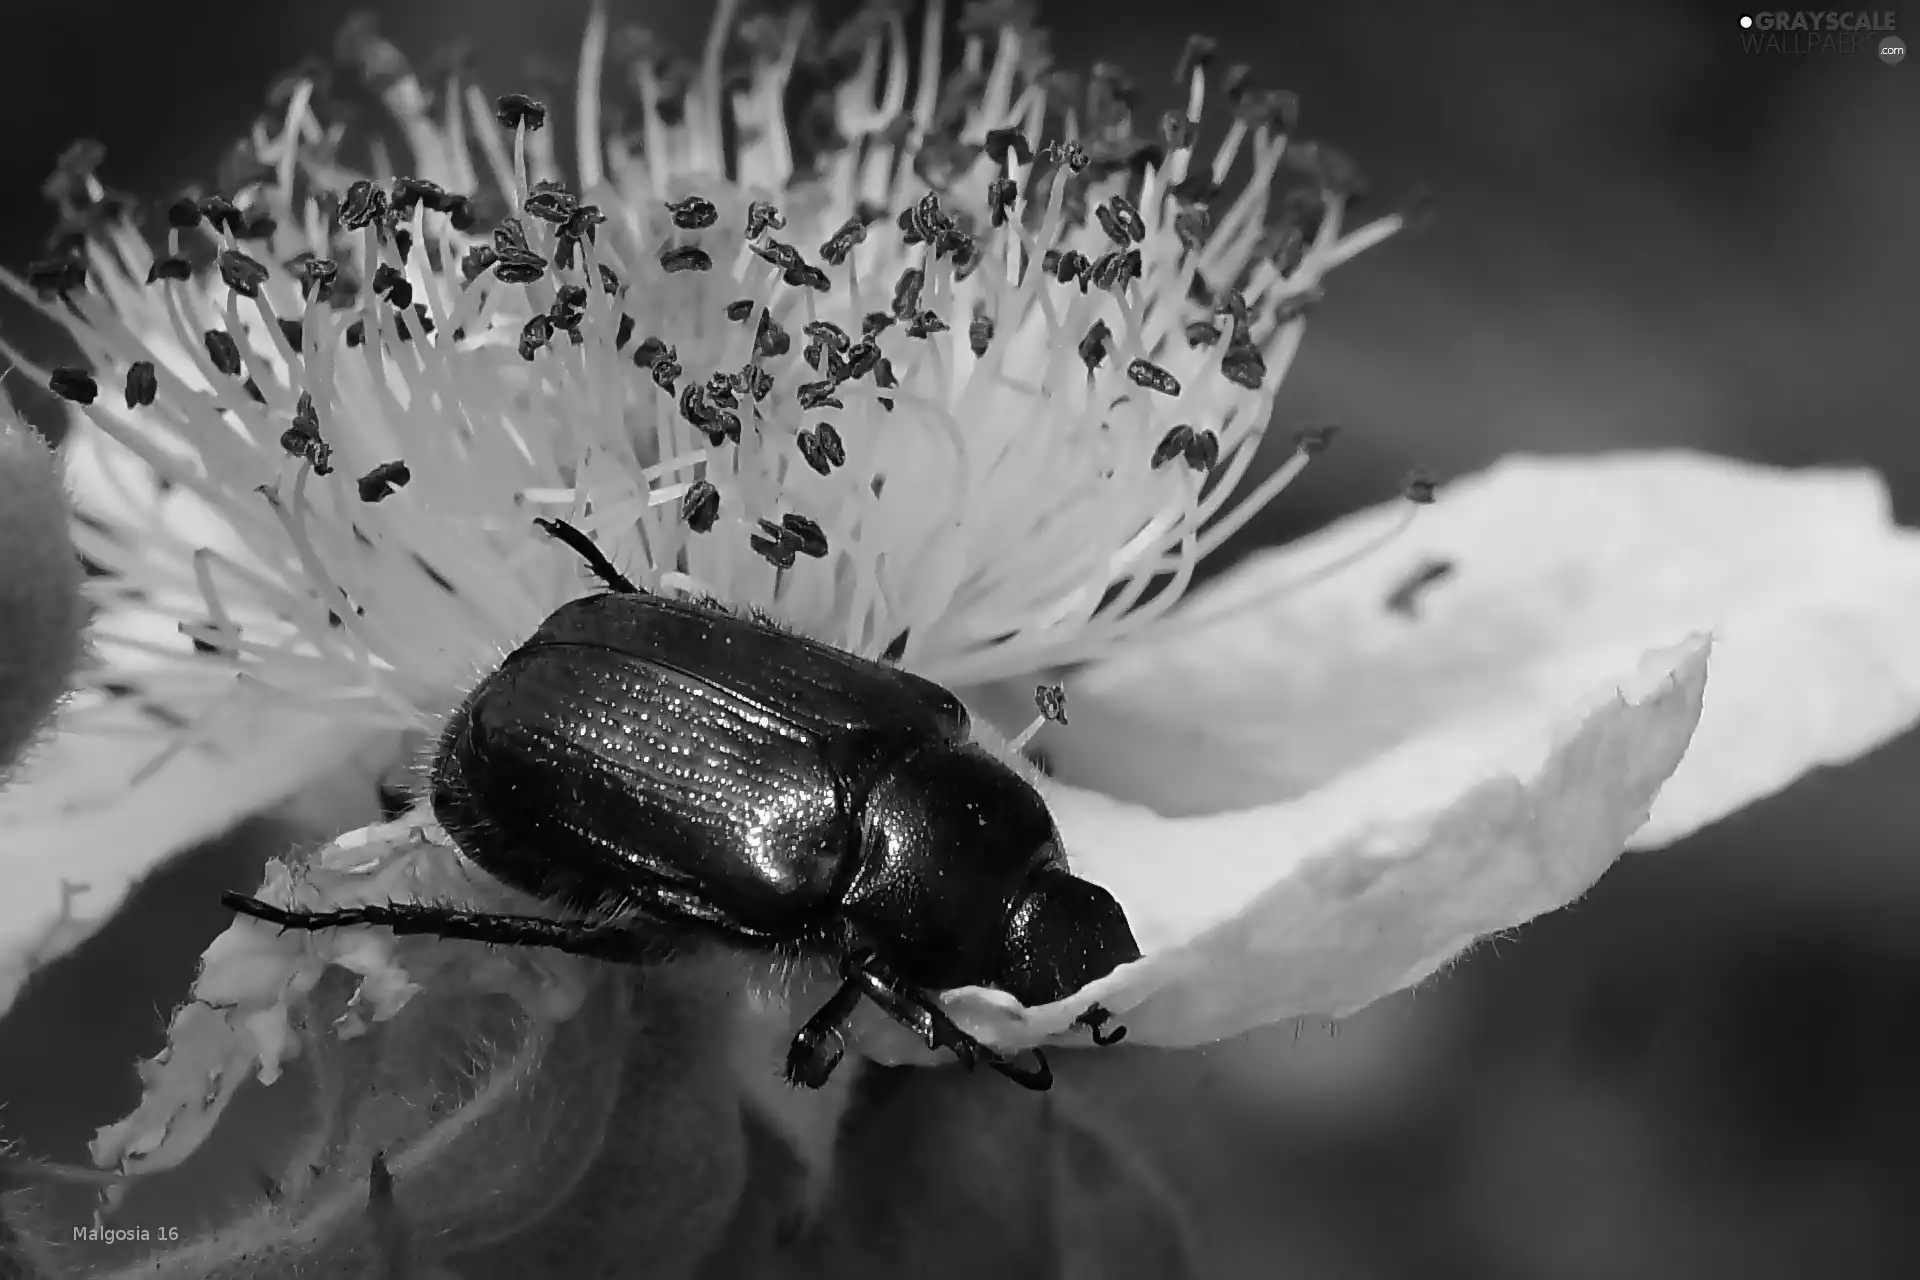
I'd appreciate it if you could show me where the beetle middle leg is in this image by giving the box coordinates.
[533,516,641,594]
[847,958,1054,1092]
[221,893,682,964]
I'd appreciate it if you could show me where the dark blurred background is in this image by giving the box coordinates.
[2,1,1917,1276]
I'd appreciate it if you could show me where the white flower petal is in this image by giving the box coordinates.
[1044,452,1920,850]
[934,637,1707,1050]
[0,686,369,1018]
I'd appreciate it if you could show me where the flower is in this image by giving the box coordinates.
[0,415,85,779]
[5,0,1920,1271]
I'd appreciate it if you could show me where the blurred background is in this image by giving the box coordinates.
[1,0,1916,1276]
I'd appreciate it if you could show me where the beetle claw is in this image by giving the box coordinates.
[988,1048,1053,1092]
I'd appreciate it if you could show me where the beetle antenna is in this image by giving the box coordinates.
[534,517,642,594]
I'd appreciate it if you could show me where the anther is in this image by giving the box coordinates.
[1126,359,1180,397]
[969,304,994,357]
[986,177,1018,228]
[27,256,86,298]
[165,197,203,229]
[518,314,554,361]
[818,217,866,266]
[198,195,242,234]
[615,314,635,349]
[357,460,411,503]
[203,329,243,378]
[796,423,846,475]
[666,195,719,229]
[681,480,721,532]
[659,246,712,273]
[1077,320,1111,373]
[983,127,1033,167]
[124,361,157,408]
[797,381,842,411]
[1150,426,1194,470]
[652,351,683,392]
[1175,34,1218,84]
[494,93,548,131]
[48,367,97,405]
[390,176,448,214]
[776,513,829,559]
[750,531,797,570]
[745,200,786,238]
[459,245,497,284]
[146,257,193,285]
[632,336,669,368]
[338,180,387,231]
[237,211,277,242]
[756,312,791,357]
[1183,429,1220,472]
[523,179,578,225]
[1290,424,1337,457]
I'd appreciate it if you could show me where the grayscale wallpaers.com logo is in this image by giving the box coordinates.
[1738,11,1904,57]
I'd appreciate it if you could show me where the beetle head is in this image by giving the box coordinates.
[996,869,1142,1008]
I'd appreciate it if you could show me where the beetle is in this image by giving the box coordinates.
[224,517,1141,1091]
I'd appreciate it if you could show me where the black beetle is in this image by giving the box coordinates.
[224,518,1140,1090]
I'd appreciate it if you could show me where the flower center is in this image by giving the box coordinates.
[4,0,1403,762]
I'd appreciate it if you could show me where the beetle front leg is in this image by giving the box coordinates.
[784,976,864,1088]
[848,959,1053,1091]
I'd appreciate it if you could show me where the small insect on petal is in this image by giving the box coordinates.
[1403,470,1439,505]
[124,361,157,408]
[48,367,97,405]
[357,460,411,503]
[681,480,721,533]
[1035,684,1069,726]
[1383,557,1457,618]
[494,93,548,131]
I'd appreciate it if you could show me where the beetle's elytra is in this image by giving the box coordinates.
[225,518,1141,1090]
